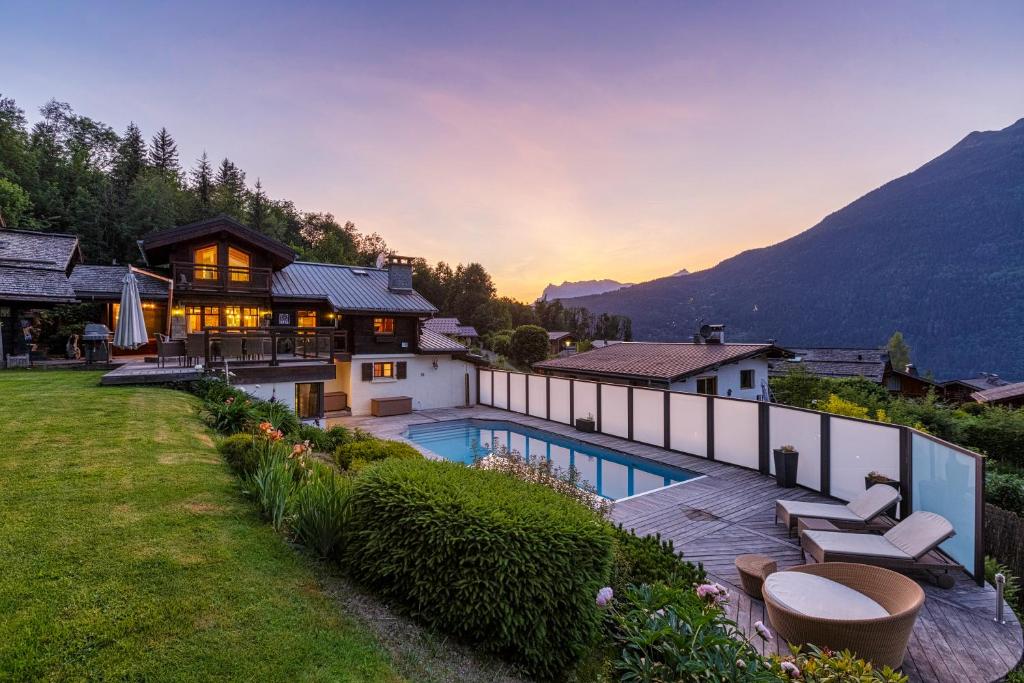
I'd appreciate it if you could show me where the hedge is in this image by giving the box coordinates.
[345,458,615,679]
[334,438,421,471]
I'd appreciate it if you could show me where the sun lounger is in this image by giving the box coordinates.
[776,484,899,534]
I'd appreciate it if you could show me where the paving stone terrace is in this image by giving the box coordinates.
[331,406,1024,683]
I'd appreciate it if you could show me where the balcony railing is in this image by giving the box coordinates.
[171,262,274,294]
[191,327,349,367]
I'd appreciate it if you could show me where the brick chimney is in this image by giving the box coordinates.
[387,255,414,292]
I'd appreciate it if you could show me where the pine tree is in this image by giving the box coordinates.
[887,331,912,371]
[148,127,179,174]
[190,151,213,209]
[111,122,146,193]
[248,178,268,229]
[213,157,247,218]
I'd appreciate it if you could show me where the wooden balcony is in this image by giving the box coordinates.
[171,262,273,294]
[196,327,350,367]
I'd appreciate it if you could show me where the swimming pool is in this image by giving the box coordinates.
[404,419,699,500]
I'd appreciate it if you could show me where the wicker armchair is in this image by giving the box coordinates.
[762,562,924,669]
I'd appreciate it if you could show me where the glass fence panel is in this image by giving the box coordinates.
[713,398,759,469]
[479,370,492,404]
[829,418,900,502]
[493,371,509,409]
[549,378,572,424]
[509,373,527,413]
[527,375,547,418]
[768,405,822,491]
[669,392,706,457]
[601,385,629,438]
[911,433,977,572]
[632,388,665,447]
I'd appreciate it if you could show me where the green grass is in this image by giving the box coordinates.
[0,371,401,682]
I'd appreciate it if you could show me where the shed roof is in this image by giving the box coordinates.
[0,266,79,303]
[534,341,784,382]
[70,265,171,300]
[0,229,82,303]
[272,262,437,315]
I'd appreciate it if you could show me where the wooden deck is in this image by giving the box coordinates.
[334,406,1024,683]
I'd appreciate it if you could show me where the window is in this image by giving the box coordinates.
[373,362,394,378]
[295,382,324,419]
[740,369,755,390]
[696,376,718,395]
[193,245,218,280]
[361,361,407,381]
[112,302,165,338]
[373,317,395,335]
[223,306,261,328]
[297,310,318,328]
[184,305,220,331]
[227,247,251,282]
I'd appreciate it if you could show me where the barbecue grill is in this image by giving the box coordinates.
[82,323,112,364]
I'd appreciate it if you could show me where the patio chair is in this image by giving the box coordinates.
[776,484,899,534]
[218,336,244,361]
[156,334,185,368]
[186,333,206,366]
[762,561,924,669]
[800,511,959,586]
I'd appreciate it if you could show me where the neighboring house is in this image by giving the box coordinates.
[533,340,790,400]
[942,373,1011,404]
[547,331,576,356]
[768,347,939,398]
[971,381,1024,409]
[423,316,479,346]
[0,228,83,365]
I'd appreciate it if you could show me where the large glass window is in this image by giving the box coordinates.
[228,247,250,282]
[295,382,324,419]
[373,317,395,335]
[185,306,202,332]
[194,245,218,280]
[224,306,261,328]
[112,302,165,337]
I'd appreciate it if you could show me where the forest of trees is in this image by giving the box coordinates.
[0,95,630,343]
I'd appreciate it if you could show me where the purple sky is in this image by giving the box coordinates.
[4,1,1023,299]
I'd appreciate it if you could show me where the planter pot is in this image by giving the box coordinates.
[865,477,901,518]
[773,449,799,488]
[575,418,596,433]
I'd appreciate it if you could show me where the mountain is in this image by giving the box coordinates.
[540,269,689,301]
[568,118,1024,380]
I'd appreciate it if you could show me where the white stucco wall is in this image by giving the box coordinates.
[235,381,299,411]
[344,353,477,416]
[669,357,768,400]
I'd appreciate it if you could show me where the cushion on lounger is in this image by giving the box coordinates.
[803,530,912,559]
[883,511,954,559]
[846,484,900,519]
[764,572,890,620]
[777,500,863,522]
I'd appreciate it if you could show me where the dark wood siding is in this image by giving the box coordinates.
[350,315,418,354]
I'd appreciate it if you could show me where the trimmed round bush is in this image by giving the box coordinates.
[345,458,615,679]
[217,433,259,475]
[334,438,421,471]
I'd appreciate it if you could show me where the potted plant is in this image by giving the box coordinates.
[575,412,596,433]
[865,471,901,517]
[773,444,799,488]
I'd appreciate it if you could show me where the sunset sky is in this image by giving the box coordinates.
[4,1,1023,300]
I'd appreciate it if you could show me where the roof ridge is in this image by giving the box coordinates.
[0,228,79,239]
[289,260,386,272]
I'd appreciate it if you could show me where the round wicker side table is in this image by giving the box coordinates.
[735,554,778,599]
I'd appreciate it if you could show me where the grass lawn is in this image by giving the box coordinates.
[0,371,401,682]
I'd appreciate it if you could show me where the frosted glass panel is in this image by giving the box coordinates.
[829,418,900,502]
[601,385,629,438]
[633,389,664,446]
[528,376,548,418]
[493,372,509,409]
[549,379,571,424]
[574,381,598,424]
[509,373,527,413]
[479,370,492,404]
[713,398,759,469]
[669,393,707,457]
[769,406,822,491]
[912,433,977,572]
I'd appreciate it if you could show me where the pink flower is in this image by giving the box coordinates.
[596,586,614,607]
[780,661,801,678]
[697,582,729,604]
[754,620,772,641]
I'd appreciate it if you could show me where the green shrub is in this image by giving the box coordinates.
[295,423,351,453]
[191,376,246,403]
[986,472,1024,516]
[510,324,550,366]
[346,458,615,679]
[610,525,706,595]
[202,395,255,434]
[291,462,353,559]
[965,407,1024,468]
[247,443,298,532]
[334,438,421,471]
[985,555,1021,611]
[217,433,260,476]
[249,399,300,436]
[777,645,908,682]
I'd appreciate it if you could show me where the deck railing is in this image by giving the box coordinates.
[476,367,985,584]
[197,327,348,367]
[171,261,274,294]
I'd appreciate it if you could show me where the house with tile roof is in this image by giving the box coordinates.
[423,316,479,345]
[534,337,791,400]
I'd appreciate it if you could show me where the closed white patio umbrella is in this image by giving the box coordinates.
[113,269,148,350]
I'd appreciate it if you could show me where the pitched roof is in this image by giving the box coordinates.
[272,262,437,315]
[0,229,82,303]
[455,325,478,338]
[70,265,171,300]
[943,374,1011,391]
[423,317,461,334]
[418,327,468,353]
[548,331,573,341]
[141,215,296,268]
[534,341,782,382]
[768,347,889,382]
[971,381,1024,404]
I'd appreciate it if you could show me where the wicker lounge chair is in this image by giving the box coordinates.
[762,562,924,669]
[776,484,899,534]
[156,334,185,368]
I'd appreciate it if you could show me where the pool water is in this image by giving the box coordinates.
[404,419,698,500]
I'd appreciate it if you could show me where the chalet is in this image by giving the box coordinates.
[0,229,82,364]
[971,381,1024,409]
[768,347,939,399]
[547,331,576,356]
[533,339,790,400]
[942,374,1011,404]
